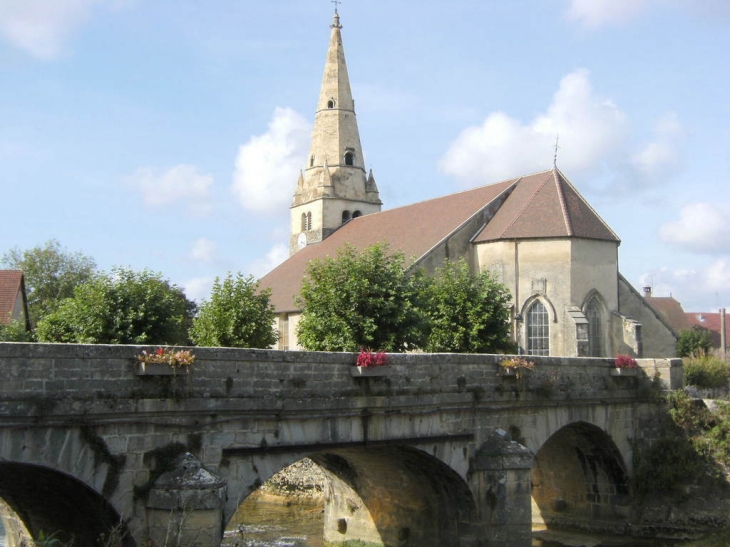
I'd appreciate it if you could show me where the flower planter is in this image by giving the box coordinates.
[610,367,638,377]
[350,366,390,377]
[135,362,177,376]
[501,368,518,377]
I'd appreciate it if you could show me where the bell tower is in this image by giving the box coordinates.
[290,8,381,255]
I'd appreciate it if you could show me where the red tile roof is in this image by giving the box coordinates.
[686,311,730,349]
[0,270,25,325]
[645,296,692,332]
[260,168,619,313]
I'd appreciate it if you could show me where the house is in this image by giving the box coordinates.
[259,9,677,358]
[685,310,729,356]
[0,270,31,331]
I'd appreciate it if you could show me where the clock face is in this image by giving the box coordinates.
[297,232,307,249]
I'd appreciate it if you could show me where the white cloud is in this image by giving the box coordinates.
[659,202,730,253]
[125,164,213,214]
[0,0,101,59]
[232,107,311,214]
[565,0,651,29]
[189,238,216,263]
[639,261,730,311]
[248,244,289,278]
[439,69,630,185]
[183,276,214,303]
[630,112,685,182]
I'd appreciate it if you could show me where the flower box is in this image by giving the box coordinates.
[135,362,177,376]
[610,367,638,377]
[350,366,390,377]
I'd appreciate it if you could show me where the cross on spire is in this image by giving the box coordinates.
[332,0,341,13]
[553,134,560,168]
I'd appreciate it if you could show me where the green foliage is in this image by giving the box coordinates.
[421,259,514,353]
[0,319,34,342]
[2,239,96,325]
[36,267,194,345]
[634,391,730,497]
[678,326,714,358]
[190,272,277,348]
[684,355,729,389]
[296,243,426,352]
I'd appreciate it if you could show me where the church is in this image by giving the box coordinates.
[259,9,677,358]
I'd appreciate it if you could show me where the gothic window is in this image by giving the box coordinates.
[526,300,550,356]
[342,210,351,224]
[586,296,603,357]
[352,210,362,218]
[344,150,354,166]
[327,99,335,109]
[306,212,312,231]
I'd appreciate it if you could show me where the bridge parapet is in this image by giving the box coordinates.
[0,343,681,407]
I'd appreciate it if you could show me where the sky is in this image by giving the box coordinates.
[0,0,728,313]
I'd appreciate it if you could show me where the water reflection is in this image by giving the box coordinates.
[223,499,323,547]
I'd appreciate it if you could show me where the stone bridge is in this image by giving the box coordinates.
[0,343,682,547]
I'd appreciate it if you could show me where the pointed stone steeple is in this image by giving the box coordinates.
[290,9,382,255]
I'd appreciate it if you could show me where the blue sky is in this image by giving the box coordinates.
[0,0,728,312]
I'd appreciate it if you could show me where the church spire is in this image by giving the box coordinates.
[289,8,382,255]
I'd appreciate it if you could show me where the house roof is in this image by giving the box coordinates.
[686,311,730,349]
[0,270,26,325]
[260,168,620,313]
[645,296,693,333]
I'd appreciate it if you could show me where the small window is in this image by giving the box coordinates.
[306,212,312,231]
[352,210,362,218]
[327,99,335,109]
[310,155,315,167]
[342,210,352,224]
[344,151,354,166]
[301,213,307,232]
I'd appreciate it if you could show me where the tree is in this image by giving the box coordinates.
[1,240,96,326]
[677,326,713,358]
[190,273,277,348]
[296,243,426,352]
[0,320,34,342]
[36,267,195,345]
[421,259,515,353]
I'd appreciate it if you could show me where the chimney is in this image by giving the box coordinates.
[643,286,652,298]
[721,308,727,360]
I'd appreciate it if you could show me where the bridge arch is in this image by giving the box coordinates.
[226,445,477,547]
[0,462,132,546]
[531,421,630,530]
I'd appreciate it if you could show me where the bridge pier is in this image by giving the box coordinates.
[146,453,226,547]
[470,429,534,547]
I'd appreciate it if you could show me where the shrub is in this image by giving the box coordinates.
[684,355,729,390]
[614,354,638,368]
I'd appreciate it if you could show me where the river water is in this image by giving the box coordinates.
[221,500,721,547]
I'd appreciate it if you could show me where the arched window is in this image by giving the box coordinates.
[527,300,550,356]
[344,151,354,166]
[301,213,307,232]
[327,99,335,109]
[342,210,351,224]
[586,297,603,357]
[306,212,312,231]
[310,155,315,167]
[352,210,362,218]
